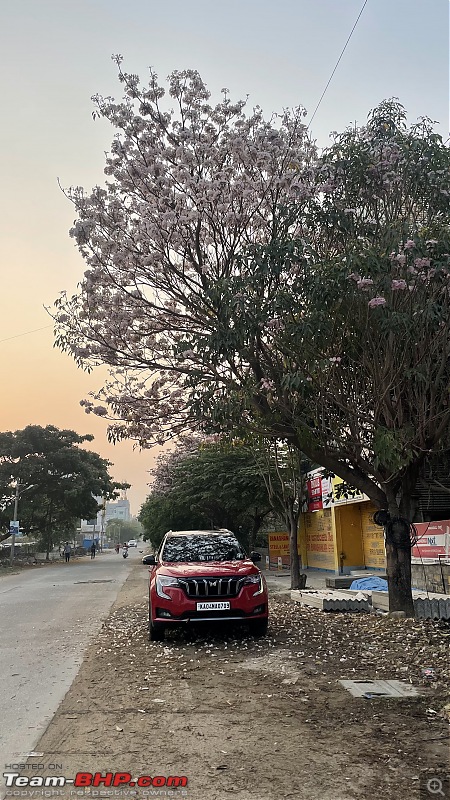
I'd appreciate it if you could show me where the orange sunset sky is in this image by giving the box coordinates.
[1,0,447,514]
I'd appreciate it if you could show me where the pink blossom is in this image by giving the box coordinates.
[404,239,415,250]
[356,278,373,291]
[93,405,108,416]
[414,257,431,268]
[368,296,387,308]
[260,377,275,391]
[391,280,407,291]
[347,273,361,282]
[395,254,406,266]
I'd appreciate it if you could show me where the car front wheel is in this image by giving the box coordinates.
[250,618,268,637]
[149,604,165,641]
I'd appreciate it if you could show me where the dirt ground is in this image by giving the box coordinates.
[18,565,450,800]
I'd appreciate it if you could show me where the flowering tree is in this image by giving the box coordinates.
[54,58,313,445]
[54,64,450,614]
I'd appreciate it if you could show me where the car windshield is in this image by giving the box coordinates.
[161,534,246,563]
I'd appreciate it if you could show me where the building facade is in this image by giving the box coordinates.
[295,469,383,573]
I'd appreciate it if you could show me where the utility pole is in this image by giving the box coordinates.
[10,482,20,566]
[100,499,105,552]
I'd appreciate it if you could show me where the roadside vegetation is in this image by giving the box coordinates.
[0,425,123,557]
[106,517,143,545]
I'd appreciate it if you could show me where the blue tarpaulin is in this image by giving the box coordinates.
[350,577,388,591]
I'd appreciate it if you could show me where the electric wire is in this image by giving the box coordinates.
[308,0,369,129]
[0,325,53,344]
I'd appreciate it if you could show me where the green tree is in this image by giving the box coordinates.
[248,438,310,588]
[197,102,450,613]
[106,518,142,544]
[139,438,272,552]
[139,494,208,551]
[0,426,123,557]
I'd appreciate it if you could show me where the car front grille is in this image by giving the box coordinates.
[177,576,246,599]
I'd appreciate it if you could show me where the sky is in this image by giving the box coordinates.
[0,0,448,514]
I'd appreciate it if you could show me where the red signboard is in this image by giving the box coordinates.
[412,521,450,559]
[307,476,323,511]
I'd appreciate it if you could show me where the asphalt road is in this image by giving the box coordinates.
[0,546,145,773]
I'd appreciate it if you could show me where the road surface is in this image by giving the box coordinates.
[0,547,142,772]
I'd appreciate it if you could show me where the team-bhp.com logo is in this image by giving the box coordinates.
[3,773,188,789]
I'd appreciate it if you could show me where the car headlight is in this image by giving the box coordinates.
[156,575,179,599]
[244,574,264,596]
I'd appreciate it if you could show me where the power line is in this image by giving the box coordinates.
[0,325,53,344]
[308,0,369,129]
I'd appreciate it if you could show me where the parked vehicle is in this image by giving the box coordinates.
[128,539,138,548]
[142,529,268,641]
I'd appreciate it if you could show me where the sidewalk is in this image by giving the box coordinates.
[265,569,329,595]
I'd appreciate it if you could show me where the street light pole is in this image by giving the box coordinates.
[100,506,105,552]
[10,482,20,566]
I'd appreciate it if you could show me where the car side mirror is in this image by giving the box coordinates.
[250,551,261,562]
[142,554,156,566]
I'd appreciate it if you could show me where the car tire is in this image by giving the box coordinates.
[149,618,165,641]
[149,604,165,641]
[250,618,268,637]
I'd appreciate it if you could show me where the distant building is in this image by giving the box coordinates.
[80,490,131,536]
[104,497,131,523]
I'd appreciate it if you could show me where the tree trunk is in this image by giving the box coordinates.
[385,537,414,615]
[286,502,302,589]
[385,492,414,616]
[249,512,263,552]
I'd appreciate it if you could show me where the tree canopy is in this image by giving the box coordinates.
[0,425,123,553]
[53,62,450,613]
[54,62,313,445]
[139,438,272,551]
[106,518,142,544]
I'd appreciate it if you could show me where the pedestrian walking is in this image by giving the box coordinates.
[90,541,96,559]
[115,543,120,554]
[64,542,71,563]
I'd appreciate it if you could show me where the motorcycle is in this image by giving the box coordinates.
[122,549,128,559]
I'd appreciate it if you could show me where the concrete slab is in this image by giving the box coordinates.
[326,574,387,589]
[371,590,390,611]
[339,679,420,699]
[291,589,370,612]
[371,588,450,619]
[325,576,355,589]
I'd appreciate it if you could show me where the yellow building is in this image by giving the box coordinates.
[298,471,386,573]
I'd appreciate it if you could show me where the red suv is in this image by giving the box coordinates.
[142,530,268,640]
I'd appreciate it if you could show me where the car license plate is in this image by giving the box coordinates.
[196,601,231,611]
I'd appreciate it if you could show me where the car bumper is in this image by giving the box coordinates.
[151,588,268,624]
[153,607,267,623]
